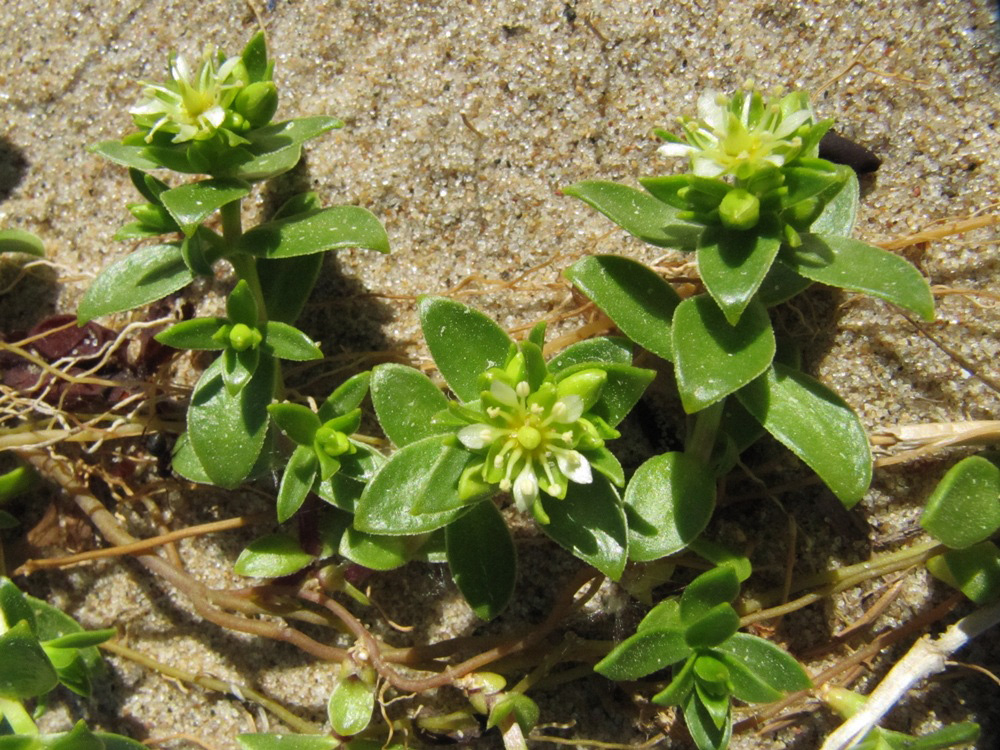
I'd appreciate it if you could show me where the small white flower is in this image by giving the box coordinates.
[512,463,539,512]
[131,47,246,143]
[658,89,817,179]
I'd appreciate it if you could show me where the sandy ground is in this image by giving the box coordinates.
[1,1,999,748]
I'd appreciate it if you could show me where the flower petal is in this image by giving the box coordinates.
[556,450,592,485]
[458,424,501,450]
[512,463,539,512]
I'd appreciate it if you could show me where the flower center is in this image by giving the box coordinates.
[516,424,542,451]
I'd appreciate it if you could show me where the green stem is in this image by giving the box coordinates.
[0,697,38,735]
[220,200,267,323]
[685,400,725,465]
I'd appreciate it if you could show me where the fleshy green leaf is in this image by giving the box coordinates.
[446,500,516,620]
[239,206,389,259]
[78,243,196,322]
[160,178,251,236]
[896,722,981,750]
[339,528,412,571]
[0,229,44,257]
[736,363,872,507]
[276,445,319,523]
[920,456,1000,549]
[548,336,634,371]
[90,141,163,171]
[237,734,338,750]
[683,691,732,750]
[755,260,813,308]
[652,657,696,706]
[564,180,702,250]
[715,652,782,704]
[780,234,934,321]
[595,628,691,681]
[539,476,628,580]
[0,578,36,634]
[680,566,741,624]
[234,533,313,578]
[354,436,475,535]
[716,633,812,693]
[370,363,452,446]
[243,117,343,157]
[0,620,59,699]
[624,452,716,561]
[43,628,115,649]
[927,542,1000,605]
[672,295,775,413]
[697,227,782,325]
[809,168,858,237]
[263,321,323,361]
[155,317,228,350]
[242,31,270,82]
[268,403,321,445]
[683,603,740,649]
[319,371,372,422]
[564,255,680,361]
[328,674,374,736]
[487,694,540,733]
[258,254,323,323]
[418,297,513,402]
[188,354,274,488]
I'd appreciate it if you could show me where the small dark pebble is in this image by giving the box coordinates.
[819,129,882,174]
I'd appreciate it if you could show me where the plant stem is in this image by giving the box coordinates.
[0,697,37,735]
[220,200,267,323]
[686,400,724,465]
[100,640,323,735]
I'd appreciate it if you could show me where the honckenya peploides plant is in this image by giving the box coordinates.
[2,29,995,750]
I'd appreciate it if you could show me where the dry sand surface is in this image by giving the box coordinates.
[1,1,999,748]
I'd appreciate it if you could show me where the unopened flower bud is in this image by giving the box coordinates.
[718,188,760,230]
[228,323,261,351]
[234,81,279,128]
[556,369,606,411]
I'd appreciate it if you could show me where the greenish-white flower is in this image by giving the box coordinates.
[131,48,247,143]
[455,368,616,520]
[659,90,816,179]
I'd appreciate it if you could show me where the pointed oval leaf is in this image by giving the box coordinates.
[672,295,775,413]
[624,452,716,561]
[652,657,697,706]
[446,500,516,620]
[0,620,59,699]
[736,362,872,507]
[268,403,321,445]
[43,628,116,650]
[155,317,227,350]
[920,456,1000,549]
[258,254,323,323]
[328,674,374,736]
[160,178,251,236]
[595,628,691,681]
[370,363,452,446]
[418,297,513,402]
[563,180,701,250]
[276,445,319,523]
[564,255,680,361]
[926,542,1000,605]
[809,168,858,237]
[716,632,811,693]
[263,321,322,361]
[244,116,344,154]
[354,436,474,535]
[782,234,934,321]
[756,261,812,307]
[683,603,740,649]
[89,141,163,171]
[487,694,540,733]
[188,355,274,488]
[320,371,372,422]
[683,692,732,750]
[0,229,44,257]
[697,228,782,325]
[0,579,36,634]
[339,528,411,571]
[239,206,389,259]
[714,652,782,704]
[680,566,741,623]
[548,336,634,371]
[539,476,628,580]
[234,533,313,578]
[78,243,196,322]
